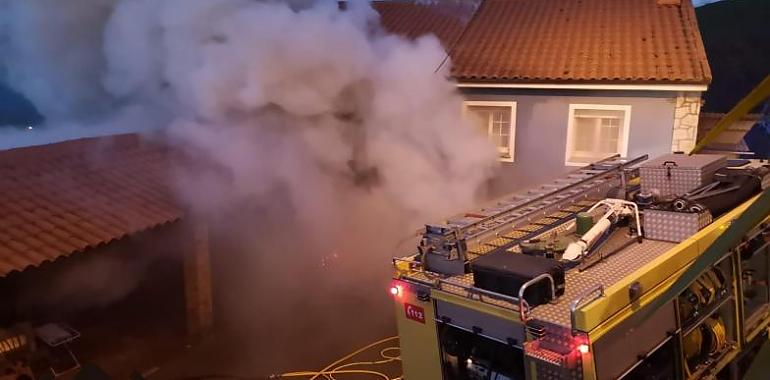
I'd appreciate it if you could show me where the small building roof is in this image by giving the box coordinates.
[0,134,182,277]
[375,0,712,85]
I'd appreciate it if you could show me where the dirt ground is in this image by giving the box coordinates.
[59,251,402,380]
[2,223,403,380]
[69,320,400,380]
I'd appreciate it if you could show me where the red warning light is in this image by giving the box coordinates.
[390,285,403,297]
[571,333,591,357]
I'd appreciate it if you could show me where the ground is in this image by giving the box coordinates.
[55,247,402,380]
[68,320,400,380]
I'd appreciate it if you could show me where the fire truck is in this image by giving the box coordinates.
[390,151,770,379]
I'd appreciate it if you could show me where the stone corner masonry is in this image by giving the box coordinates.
[671,92,703,153]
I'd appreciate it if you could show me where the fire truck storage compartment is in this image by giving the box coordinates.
[741,231,770,340]
[618,338,678,380]
[639,153,726,197]
[435,300,526,348]
[437,320,526,380]
[470,251,565,307]
[592,300,677,380]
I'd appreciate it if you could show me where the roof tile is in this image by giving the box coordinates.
[493,0,702,82]
[371,1,469,51]
[377,0,710,84]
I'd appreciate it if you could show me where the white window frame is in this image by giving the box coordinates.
[565,104,631,166]
[463,101,517,162]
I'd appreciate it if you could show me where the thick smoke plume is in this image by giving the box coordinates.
[0,0,498,358]
[1,0,497,246]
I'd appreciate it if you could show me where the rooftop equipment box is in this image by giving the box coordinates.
[639,153,726,197]
[471,251,564,307]
[643,209,712,243]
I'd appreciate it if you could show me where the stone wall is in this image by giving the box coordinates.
[671,91,703,152]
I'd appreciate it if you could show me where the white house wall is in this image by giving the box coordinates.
[461,89,678,195]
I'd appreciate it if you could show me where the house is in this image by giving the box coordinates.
[375,0,712,192]
[0,134,212,376]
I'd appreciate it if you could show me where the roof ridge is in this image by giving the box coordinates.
[435,0,487,74]
[0,132,140,155]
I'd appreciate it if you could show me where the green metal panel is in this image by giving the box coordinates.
[743,337,770,380]
[637,189,770,328]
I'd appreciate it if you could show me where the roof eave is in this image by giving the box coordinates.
[454,79,709,92]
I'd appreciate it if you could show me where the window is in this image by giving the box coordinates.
[565,104,631,165]
[463,101,516,162]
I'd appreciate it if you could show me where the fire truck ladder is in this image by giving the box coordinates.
[402,155,651,320]
[443,154,648,247]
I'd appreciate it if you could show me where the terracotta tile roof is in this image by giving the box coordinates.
[0,134,183,277]
[372,1,468,51]
[445,0,711,84]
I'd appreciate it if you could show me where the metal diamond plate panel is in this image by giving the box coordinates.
[639,154,725,197]
[468,244,496,255]
[503,230,530,239]
[548,211,572,219]
[644,209,712,243]
[517,224,543,232]
[485,237,513,247]
[639,168,707,196]
[529,239,675,327]
[533,217,561,226]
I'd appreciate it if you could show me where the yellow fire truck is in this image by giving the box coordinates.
[387,74,770,380]
[389,74,770,380]
[390,152,770,380]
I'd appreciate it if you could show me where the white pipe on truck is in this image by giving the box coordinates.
[563,217,612,261]
[562,198,641,261]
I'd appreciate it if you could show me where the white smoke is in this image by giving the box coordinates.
[0,0,498,345]
[0,0,167,148]
[0,0,113,120]
[1,0,497,230]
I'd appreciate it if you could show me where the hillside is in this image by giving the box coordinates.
[0,83,42,127]
[696,0,770,113]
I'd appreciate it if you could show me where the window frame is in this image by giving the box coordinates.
[564,104,631,166]
[463,100,517,163]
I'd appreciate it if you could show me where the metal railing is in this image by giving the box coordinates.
[518,273,556,322]
[570,284,605,335]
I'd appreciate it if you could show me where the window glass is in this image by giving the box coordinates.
[466,105,514,161]
[568,107,628,164]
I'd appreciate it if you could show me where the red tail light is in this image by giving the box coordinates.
[390,283,403,298]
